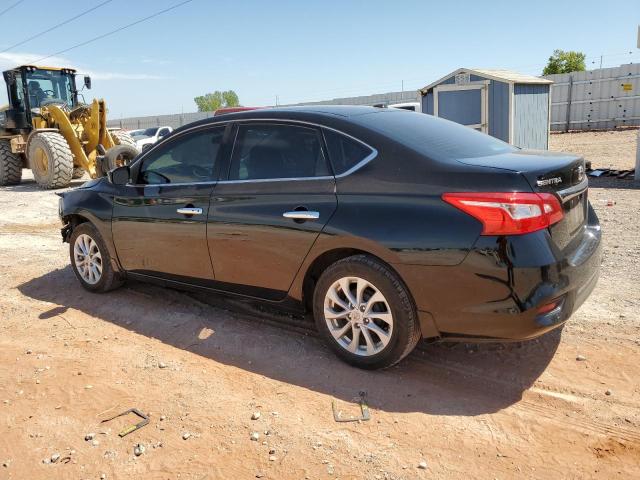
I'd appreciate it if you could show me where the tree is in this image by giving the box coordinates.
[194,90,240,111]
[542,50,586,75]
[222,90,239,108]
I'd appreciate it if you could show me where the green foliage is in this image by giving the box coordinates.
[222,90,239,108]
[542,50,586,75]
[194,90,240,111]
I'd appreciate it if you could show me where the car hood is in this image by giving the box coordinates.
[135,137,155,146]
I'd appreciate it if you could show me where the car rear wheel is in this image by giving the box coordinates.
[313,255,421,369]
[69,223,124,292]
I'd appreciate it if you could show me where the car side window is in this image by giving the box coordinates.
[139,126,225,184]
[228,123,330,180]
[323,129,374,175]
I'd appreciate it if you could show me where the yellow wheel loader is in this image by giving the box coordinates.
[0,65,138,189]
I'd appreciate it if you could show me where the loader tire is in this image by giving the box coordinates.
[28,132,73,189]
[72,167,86,179]
[0,140,22,186]
[105,144,139,171]
[110,129,137,149]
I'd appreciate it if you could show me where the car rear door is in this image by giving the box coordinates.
[207,121,337,300]
[111,124,228,283]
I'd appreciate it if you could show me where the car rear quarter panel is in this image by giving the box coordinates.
[287,132,535,320]
[322,142,533,267]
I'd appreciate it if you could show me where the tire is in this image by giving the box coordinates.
[72,167,85,179]
[104,144,139,171]
[0,140,22,185]
[69,222,124,293]
[313,255,421,370]
[110,129,137,149]
[28,131,73,189]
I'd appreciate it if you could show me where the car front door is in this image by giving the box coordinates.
[207,121,337,300]
[112,124,228,283]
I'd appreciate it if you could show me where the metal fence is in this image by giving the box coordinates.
[107,111,217,130]
[110,65,640,133]
[107,90,421,131]
[544,63,640,131]
[284,90,420,107]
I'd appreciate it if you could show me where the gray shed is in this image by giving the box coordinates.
[419,68,553,150]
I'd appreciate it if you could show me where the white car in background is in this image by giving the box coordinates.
[129,126,173,151]
[388,102,421,112]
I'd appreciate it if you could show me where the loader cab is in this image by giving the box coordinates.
[2,66,79,132]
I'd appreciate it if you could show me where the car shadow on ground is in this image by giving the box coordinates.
[588,176,639,190]
[19,266,562,417]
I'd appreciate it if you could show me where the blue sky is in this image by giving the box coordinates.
[1,0,638,118]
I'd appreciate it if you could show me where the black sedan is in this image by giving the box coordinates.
[58,106,601,369]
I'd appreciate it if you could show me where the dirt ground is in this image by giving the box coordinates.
[549,128,638,172]
[0,130,639,480]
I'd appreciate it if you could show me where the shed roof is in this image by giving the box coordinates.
[419,68,552,93]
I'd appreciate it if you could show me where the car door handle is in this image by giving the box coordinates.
[283,211,320,220]
[177,207,203,215]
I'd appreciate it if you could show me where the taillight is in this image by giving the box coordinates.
[442,192,564,236]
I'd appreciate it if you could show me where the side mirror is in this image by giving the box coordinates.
[84,76,92,90]
[108,165,130,185]
[5,72,15,86]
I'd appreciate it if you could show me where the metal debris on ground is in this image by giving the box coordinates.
[332,391,371,422]
[588,168,635,179]
[100,408,149,437]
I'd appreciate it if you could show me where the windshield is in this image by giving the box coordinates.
[354,110,517,161]
[131,127,158,139]
[24,69,75,109]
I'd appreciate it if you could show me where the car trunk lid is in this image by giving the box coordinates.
[457,150,588,250]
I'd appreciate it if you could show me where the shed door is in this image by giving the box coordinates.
[433,82,488,132]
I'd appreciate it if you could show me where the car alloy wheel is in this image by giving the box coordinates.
[323,276,394,356]
[73,233,103,285]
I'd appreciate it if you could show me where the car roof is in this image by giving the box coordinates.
[172,105,389,135]
[248,105,384,118]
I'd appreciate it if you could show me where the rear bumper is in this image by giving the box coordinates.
[396,206,602,341]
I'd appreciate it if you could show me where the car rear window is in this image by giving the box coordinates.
[353,110,517,161]
[323,129,374,175]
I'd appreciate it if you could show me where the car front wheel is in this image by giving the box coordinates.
[313,255,421,370]
[69,223,124,292]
